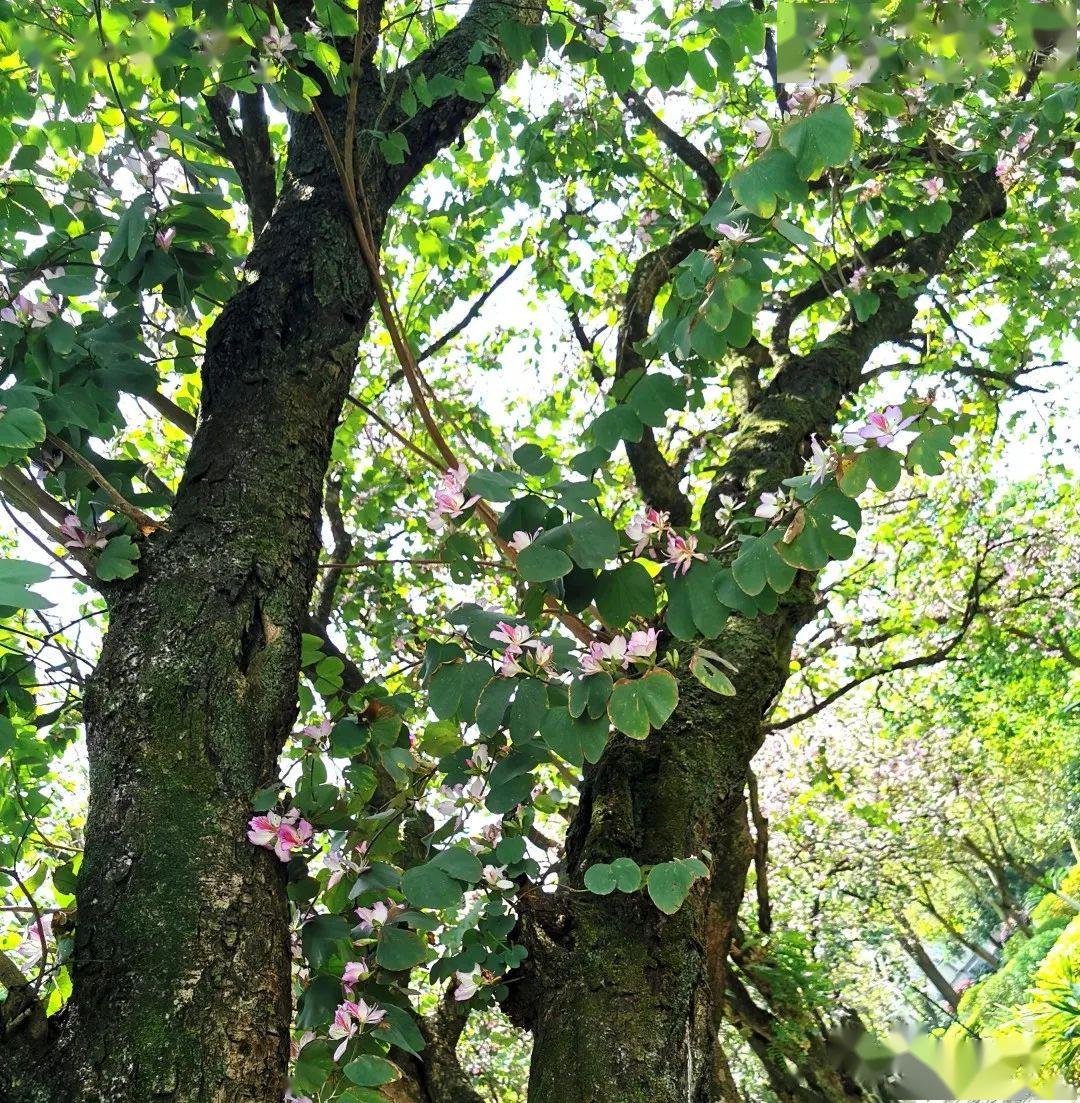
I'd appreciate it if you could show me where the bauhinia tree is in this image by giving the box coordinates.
[0,0,1077,1100]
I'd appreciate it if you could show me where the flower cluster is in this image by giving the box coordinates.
[626,506,669,555]
[328,997,385,1060]
[428,464,480,531]
[1,292,61,328]
[490,621,552,678]
[247,808,312,863]
[580,628,657,675]
[262,24,295,60]
[666,533,705,575]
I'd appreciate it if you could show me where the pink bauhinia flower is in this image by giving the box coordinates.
[625,506,669,555]
[490,622,532,650]
[509,529,540,552]
[744,116,773,148]
[302,718,332,741]
[714,222,761,246]
[579,640,609,675]
[154,227,176,252]
[920,176,945,200]
[532,642,554,673]
[498,650,524,678]
[341,959,371,989]
[262,24,295,60]
[627,628,658,660]
[841,405,918,448]
[665,533,706,575]
[60,515,107,551]
[453,969,480,1001]
[428,465,480,531]
[806,435,837,484]
[482,865,513,890]
[247,809,312,862]
[847,265,869,292]
[354,900,395,929]
[754,490,789,520]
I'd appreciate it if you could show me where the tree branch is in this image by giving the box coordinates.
[619,89,721,201]
[204,89,277,237]
[419,260,521,361]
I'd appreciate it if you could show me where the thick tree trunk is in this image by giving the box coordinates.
[59,103,380,1102]
[521,625,791,1103]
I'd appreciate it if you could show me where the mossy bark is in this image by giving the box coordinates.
[0,4,541,1096]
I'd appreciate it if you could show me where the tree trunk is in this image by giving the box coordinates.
[0,3,540,1095]
[521,637,789,1102]
[60,102,381,1103]
[897,925,960,1012]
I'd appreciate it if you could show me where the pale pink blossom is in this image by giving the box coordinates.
[713,493,741,530]
[154,227,176,252]
[841,405,918,448]
[745,117,773,148]
[341,959,371,989]
[847,265,869,292]
[302,718,332,741]
[714,222,761,246]
[806,435,836,484]
[509,529,540,552]
[920,177,945,201]
[579,641,609,675]
[754,490,788,520]
[247,809,312,862]
[428,465,480,531]
[465,744,490,770]
[626,628,658,660]
[498,650,524,678]
[482,865,513,890]
[453,970,480,1001]
[625,506,669,555]
[491,622,532,650]
[262,24,295,60]
[665,533,705,575]
[354,900,395,929]
[532,642,554,673]
[60,515,106,551]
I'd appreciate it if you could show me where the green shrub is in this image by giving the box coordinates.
[1031,866,1080,928]
[1027,914,1080,1085]
[959,925,1066,1032]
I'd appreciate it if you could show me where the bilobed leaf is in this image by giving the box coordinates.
[0,406,46,462]
[0,559,52,609]
[594,562,656,627]
[95,535,140,581]
[516,542,573,582]
[430,845,483,882]
[730,149,808,217]
[607,670,678,740]
[376,926,429,971]
[583,863,617,894]
[401,863,464,909]
[541,705,609,765]
[344,1054,401,1087]
[610,856,642,891]
[646,857,710,915]
[689,650,736,696]
[588,405,644,450]
[780,104,855,179]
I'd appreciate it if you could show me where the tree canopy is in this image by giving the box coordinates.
[0,0,1078,1101]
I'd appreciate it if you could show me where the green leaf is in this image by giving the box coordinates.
[730,150,808,218]
[513,443,554,475]
[688,650,736,696]
[779,104,855,179]
[0,406,46,461]
[301,914,352,968]
[607,670,679,740]
[647,857,709,915]
[627,373,685,427]
[476,676,516,736]
[907,424,956,475]
[401,863,464,909]
[588,405,644,450]
[344,1055,401,1087]
[516,542,573,582]
[583,863,617,894]
[594,562,656,627]
[376,926,429,971]
[565,514,620,569]
[731,533,786,596]
[569,672,613,719]
[541,706,609,766]
[839,447,902,495]
[430,845,483,882]
[510,676,548,740]
[95,535,141,581]
[0,559,52,610]
[610,856,642,892]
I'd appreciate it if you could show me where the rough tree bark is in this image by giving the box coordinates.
[513,173,1007,1101]
[0,2,539,1100]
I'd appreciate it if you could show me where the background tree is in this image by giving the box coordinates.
[0,2,1077,1102]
